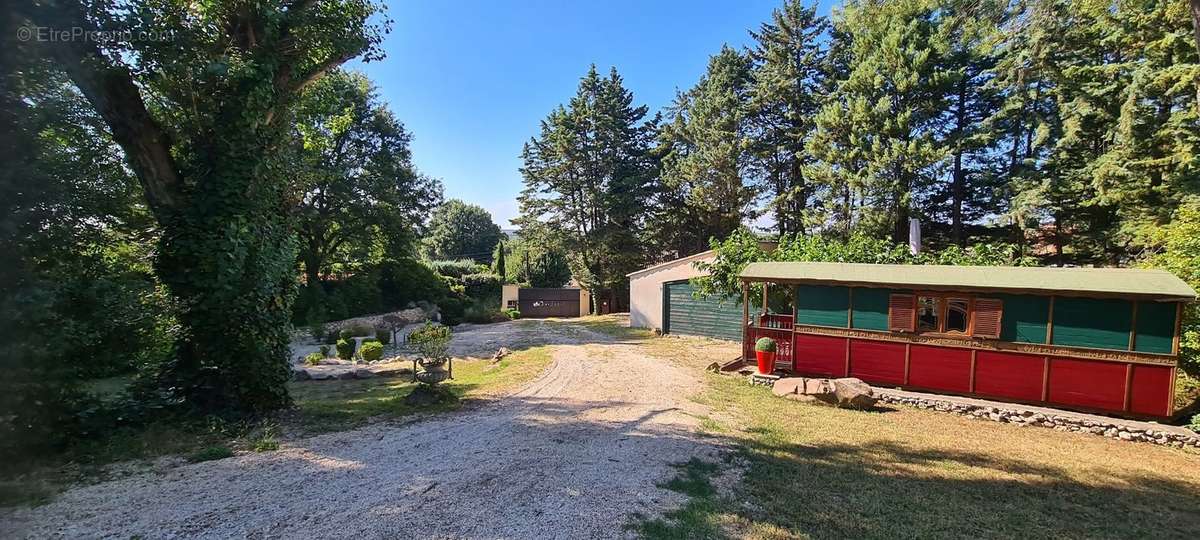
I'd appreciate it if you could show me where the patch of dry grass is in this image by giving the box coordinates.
[591,319,1200,539]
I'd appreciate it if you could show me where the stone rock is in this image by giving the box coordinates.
[705,362,722,373]
[309,371,334,381]
[491,347,511,362]
[352,368,375,379]
[293,368,311,381]
[319,358,350,366]
[372,366,411,378]
[829,378,877,410]
[771,377,806,397]
[336,370,358,380]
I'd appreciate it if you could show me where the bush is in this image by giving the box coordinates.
[335,339,355,360]
[338,328,354,341]
[504,308,521,320]
[347,323,373,337]
[378,258,453,310]
[755,337,777,353]
[464,299,508,324]
[427,259,487,279]
[188,445,234,463]
[303,352,323,366]
[408,322,452,360]
[439,297,466,326]
[360,340,384,362]
[319,344,331,357]
[461,272,502,300]
[375,327,392,345]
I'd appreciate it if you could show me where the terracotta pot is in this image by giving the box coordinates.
[755,350,776,374]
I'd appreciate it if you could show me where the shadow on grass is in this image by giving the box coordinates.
[637,423,1200,540]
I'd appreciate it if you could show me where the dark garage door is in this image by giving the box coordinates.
[663,281,742,342]
[518,288,581,318]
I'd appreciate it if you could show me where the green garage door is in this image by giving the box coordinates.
[663,281,743,342]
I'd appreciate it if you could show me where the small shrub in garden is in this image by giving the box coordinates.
[336,338,355,360]
[408,322,452,360]
[755,337,777,352]
[338,328,354,341]
[375,327,392,345]
[504,308,521,320]
[319,344,331,357]
[188,445,233,463]
[360,340,384,362]
[304,352,323,366]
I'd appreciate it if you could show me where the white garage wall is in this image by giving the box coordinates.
[627,251,715,330]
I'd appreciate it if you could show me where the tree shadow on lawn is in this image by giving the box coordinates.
[642,430,1200,539]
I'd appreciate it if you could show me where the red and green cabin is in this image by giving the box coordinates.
[738,262,1196,418]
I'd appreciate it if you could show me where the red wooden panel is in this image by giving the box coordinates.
[793,333,847,377]
[1048,358,1127,412]
[907,345,971,393]
[974,351,1044,402]
[849,339,905,385]
[1129,364,1173,417]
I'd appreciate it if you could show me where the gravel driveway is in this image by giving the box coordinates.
[1,321,727,538]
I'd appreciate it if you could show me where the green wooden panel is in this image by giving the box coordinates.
[664,281,743,342]
[1051,297,1132,351]
[997,294,1049,344]
[1134,301,1177,354]
[851,287,892,331]
[795,285,849,328]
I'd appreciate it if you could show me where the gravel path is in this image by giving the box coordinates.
[1,322,726,538]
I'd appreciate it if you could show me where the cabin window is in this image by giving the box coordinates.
[945,298,970,333]
[917,296,939,332]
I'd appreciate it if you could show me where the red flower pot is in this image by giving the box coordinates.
[755,350,776,374]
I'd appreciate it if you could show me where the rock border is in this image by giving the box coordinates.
[877,392,1200,450]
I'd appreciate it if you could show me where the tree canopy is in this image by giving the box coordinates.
[422,199,503,264]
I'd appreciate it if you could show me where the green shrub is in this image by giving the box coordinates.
[504,308,521,320]
[755,337,777,353]
[375,327,392,345]
[427,259,487,279]
[188,445,234,463]
[461,272,502,300]
[319,344,330,357]
[378,258,453,310]
[338,328,354,341]
[360,340,384,362]
[347,323,373,337]
[408,322,452,360]
[303,352,323,366]
[336,339,355,360]
[464,300,507,324]
[439,297,466,326]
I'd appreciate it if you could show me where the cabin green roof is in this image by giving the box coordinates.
[739,262,1196,301]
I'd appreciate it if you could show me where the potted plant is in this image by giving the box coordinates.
[754,337,777,374]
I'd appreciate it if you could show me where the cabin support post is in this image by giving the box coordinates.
[742,281,750,362]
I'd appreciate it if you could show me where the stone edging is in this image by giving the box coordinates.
[876,392,1200,450]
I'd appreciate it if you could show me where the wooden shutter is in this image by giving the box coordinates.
[888,294,915,332]
[973,298,1003,338]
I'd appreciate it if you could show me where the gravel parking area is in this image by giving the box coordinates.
[1,320,727,538]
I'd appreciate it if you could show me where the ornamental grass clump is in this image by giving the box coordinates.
[303,352,323,366]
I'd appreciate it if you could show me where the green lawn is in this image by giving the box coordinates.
[577,318,1200,540]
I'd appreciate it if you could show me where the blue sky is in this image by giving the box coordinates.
[353,0,832,227]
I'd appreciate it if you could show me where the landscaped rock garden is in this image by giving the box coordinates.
[768,376,879,410]
[876,391,1200,450]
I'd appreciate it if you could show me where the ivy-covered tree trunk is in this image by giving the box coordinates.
[23,0,384,416]
[156,137,298,413]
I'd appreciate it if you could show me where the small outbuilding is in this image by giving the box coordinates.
[738,262,1196,418]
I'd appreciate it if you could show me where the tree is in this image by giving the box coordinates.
[492,239,507,281]
[517,66,657,309]
[16,0,387,415]
[748,0,829,236]
[808,0,951,243]
[292,70,442,290]
[422,200,503,264]
[653,47,758,258]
